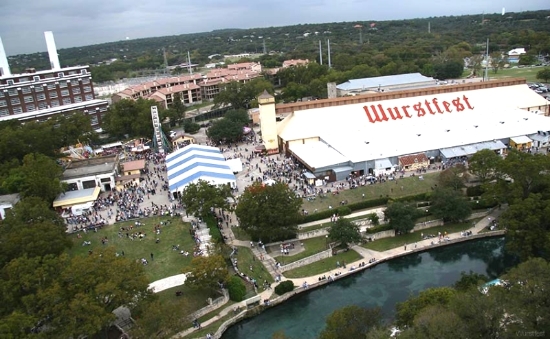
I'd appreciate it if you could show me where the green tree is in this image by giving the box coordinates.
[453,271,489,292]
[235,182,302,242]
[227,276,247,301]
[214,78,273,109]
[130,299,190,338]
[498,150,550,200]
[172,92,187,124]
[328,218,362,249]
[536,68,550,83]
[429,188,472,223]
[438,164,468,190]
[19,153,66,202]
[500,193,550,261]
[0,197,71,268]
[184,254,228,291]
[179,180,232,220]
[102,98,158,139]
[384,202,419,235]
[366,212,380,226]
[395,287,457,327]
[319,305,383,339]
[468,149,502,183]
[206,109,250,143]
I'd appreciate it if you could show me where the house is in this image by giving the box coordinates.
[62,154,119,192]
[0,193,20,220]
[122,160,146,176]
[398,153,429,171]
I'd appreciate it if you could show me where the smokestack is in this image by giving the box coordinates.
[319,40,323,65]
[0,36,11,77]
[44,31,61,70]
[327,39,332,69]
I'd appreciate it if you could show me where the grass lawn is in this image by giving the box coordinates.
[361,220,479,252]
[233,246,274,284]
[66,216,196,282]
[270,237,328,264]
[301,173,438,214]
[488,66,546,83]
[283,249,363,279]
[230,226,252,241]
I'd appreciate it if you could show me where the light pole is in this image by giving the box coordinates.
[425,209,429,224]
[325,235,329,249]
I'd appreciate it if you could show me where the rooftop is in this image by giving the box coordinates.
[336,72,435,91]
[0,193,20,206]
[122,160,146,172]
[63,154,118,179]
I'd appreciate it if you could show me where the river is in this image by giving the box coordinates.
[222,237,517,339]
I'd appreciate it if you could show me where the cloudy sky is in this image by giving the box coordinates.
[0,0,548,55]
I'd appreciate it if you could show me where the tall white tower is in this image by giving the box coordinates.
[44,31,61,70]
[0,37,11,76]
[258,90,278,153]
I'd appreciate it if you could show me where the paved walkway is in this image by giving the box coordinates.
[148,274,187,293]
[171,206,506,338]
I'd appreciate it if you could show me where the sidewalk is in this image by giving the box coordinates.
[299,207,385,228]
[172,206,506,338]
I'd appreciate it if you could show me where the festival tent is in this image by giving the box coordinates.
[166,144,236,193]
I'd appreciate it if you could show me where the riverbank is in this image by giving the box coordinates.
[177,207,506,339]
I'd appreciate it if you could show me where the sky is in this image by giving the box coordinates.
[0,0,548,55]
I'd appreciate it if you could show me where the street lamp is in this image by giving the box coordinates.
[425,209,429,224]
[325,235,329,249]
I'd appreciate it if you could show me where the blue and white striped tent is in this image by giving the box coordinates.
[166,144,237,193]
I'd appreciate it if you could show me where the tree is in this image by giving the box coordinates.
[395,287,457,327]
[130,299,190,338]
[433,61,464,79]
[184,254,228,291]
[536,68,550,83]
[0,197,71,268]
[319,305,383,339]
[500,193,550,261]
[384,202,419,235]
[19,153,66,202]
[214,78,273,109]
[235,182,302,242]
[102,98,158,139]
[468,149,502,183]
[406,305,468,339]
[429,188,472,223]
[453,271,489,292]
[328,218,362,248]
[366,212,380,226]
[206,109,250,144]
[498,150,550,200]
[438,164,468,190]
[172,92,187,124]
[227,276,247,301]
[179,180,232,220]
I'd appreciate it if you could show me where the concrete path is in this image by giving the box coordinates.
[299,207,385,228]
[148,273,187,293]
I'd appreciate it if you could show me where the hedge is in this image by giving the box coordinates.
[204,215,223,243]
[227,276,247,301]
[365,224,394,234]
[390,192,431,203]
[274,280,295,295]
[466,185,485,197]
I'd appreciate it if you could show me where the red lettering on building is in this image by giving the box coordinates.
[363,95,474,123]
[452,98,465,111]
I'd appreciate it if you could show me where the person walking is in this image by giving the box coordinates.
[150,253,154,261]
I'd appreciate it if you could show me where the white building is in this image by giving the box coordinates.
[0,193,20,220]
[61,154,119,192]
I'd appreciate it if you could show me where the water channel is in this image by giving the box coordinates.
[222,237,517,339]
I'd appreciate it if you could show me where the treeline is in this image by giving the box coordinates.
[7,10,550,83]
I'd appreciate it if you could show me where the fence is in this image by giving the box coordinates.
[279,249,333,272]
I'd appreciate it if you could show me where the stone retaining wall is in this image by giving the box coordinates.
[189,289,229,319]
[279,249,332,272]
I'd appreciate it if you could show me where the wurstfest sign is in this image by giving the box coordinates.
[363,95,475,124]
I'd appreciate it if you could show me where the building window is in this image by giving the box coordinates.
[24,96,33,103]
[51,100,60,107]
[12,106,22,114]
[47,83,56,90]
[33,76,40,82]
[59,80,67,88]
[8,89,17,96]
[22,87,31,94]
[100,107,107,112]
[0,108,8,116]
[35,86,43,92]
[72,88,81,94]
[71,80,79,86]
[85,94,94,101]
[74,95,82,103]
[83,86,92,92]
[62,97,72,105]
[26,104,35,112]
[10,98,20,105]
[48,92,58,99]
[37,93,46,101]
[81,69,87,75]
[0,100,6,107]
[38,102,48,109]
[0,91,4,98]
[90,115,99,125]
[61,89,69,96]
[82,78,90,84]
[7,80,14,85]
[58,72,64,78]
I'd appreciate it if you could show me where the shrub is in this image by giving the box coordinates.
[227,276,247,301]
[274,280,295,295]
[365,224,393,234]
[337,206,351,216]
[184,121,201,134]
[204,215,223,243]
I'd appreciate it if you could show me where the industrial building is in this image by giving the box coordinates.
[0,32,108,127]
[257,78,550,181]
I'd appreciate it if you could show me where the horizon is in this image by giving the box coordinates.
[0,0,548,56]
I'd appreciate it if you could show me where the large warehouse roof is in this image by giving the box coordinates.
[282,84,550,169]
[336,73,435,91]
[166,144,236,193]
